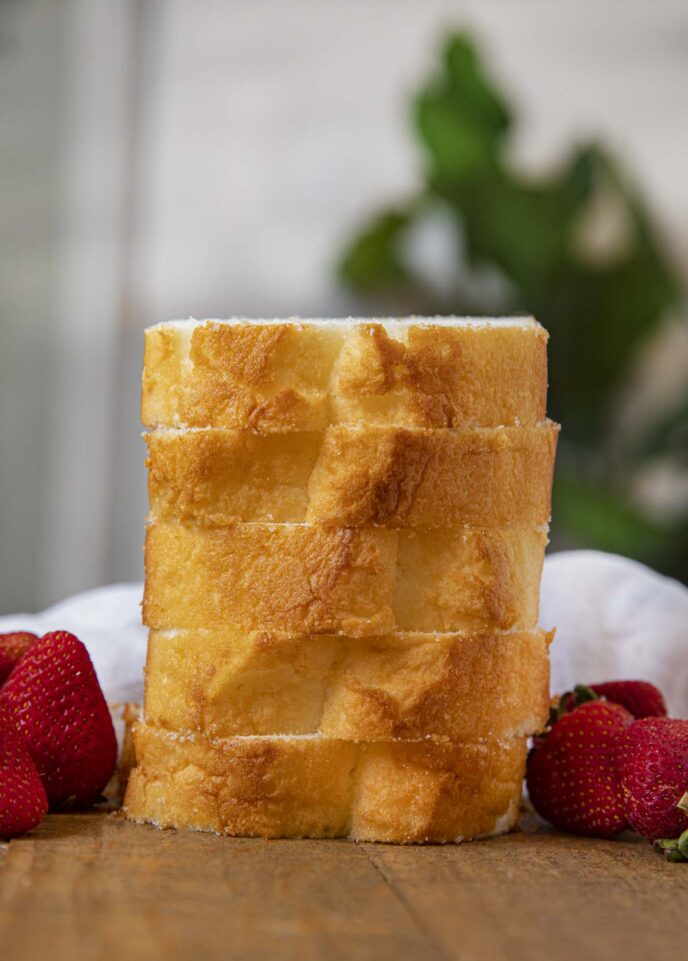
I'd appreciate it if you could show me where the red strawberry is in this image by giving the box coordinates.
[0,651,12,686]
[0,706,48,837]
[527,700,633,837]
[0,632,39,685]
[557,680,667,721]
[616,717,688,840]
[0,631,118,808]
[590,681,667,719]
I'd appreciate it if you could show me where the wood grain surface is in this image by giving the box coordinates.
[0,812,685,961]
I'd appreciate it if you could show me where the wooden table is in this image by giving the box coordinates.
[0,812,685,961]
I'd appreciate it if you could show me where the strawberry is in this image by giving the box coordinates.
[0,631,118,808]
[0,651,12,686]
[0,632,39,685]
[527,700,633,837]
[589,681,667,719]
[615,718,688,841]
[0,706,48,837]
[557,680,667,721]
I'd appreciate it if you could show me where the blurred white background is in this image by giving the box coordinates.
[1,0,687,613]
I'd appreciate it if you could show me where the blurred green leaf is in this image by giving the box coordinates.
[416,34,511,179]
[552,471,675,566]
[433,149,596,290]
[337,30,687,581]
[630,388,688,464]
[338,208,416,293]
[541,240,679,443]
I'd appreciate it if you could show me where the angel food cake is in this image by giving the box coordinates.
[141,317,548,431]
[125,316,557,842]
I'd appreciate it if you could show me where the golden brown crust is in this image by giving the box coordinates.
[144,628,552,741]
[141,320,548,431]
[143,523,547,635]
[124,725,527,842]
[147,423,558,528]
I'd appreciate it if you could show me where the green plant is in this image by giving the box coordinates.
[338,32,688,581]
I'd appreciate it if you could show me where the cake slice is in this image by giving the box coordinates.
[146,422,558,529]
[142,317,547,431]
[124,725,527,843]
[143,627,552,741]
[143,522,548,635]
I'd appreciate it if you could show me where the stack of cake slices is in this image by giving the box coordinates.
[124,317,558,843]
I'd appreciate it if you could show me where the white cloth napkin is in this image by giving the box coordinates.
[542,551,688,717]
[0,550,686,717]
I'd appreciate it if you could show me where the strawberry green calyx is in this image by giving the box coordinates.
[654,830,688,862]
[678,793,688,816]
[549,685,599,726]
[680,830,688,859]
[570,684,599,707]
